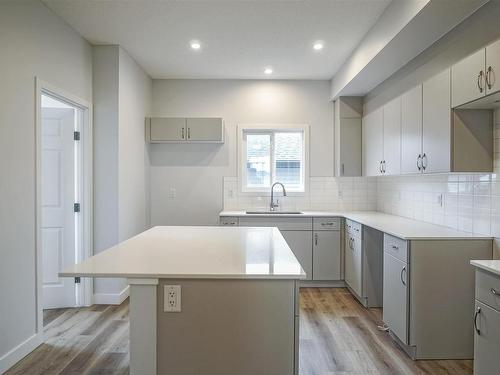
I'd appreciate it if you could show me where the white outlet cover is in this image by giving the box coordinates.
[164,285,181,312]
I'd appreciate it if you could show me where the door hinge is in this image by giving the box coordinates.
[74,131,80,141]
[74,203,80,213]
[74,277,81,284]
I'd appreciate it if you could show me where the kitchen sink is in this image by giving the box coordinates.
[245,210,303,215]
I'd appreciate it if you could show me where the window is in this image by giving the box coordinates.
[239,125,308,193]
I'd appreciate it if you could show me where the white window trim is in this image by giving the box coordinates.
[237,124,309,196]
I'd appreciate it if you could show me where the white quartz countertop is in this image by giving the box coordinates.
[220,210,492,240]
[60,226,306,280]
[471,260,500,276]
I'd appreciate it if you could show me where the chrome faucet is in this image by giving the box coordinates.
[270,182,287,211]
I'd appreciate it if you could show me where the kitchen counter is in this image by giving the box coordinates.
[470,259,500,276]
[220,210,492,240]
[60,226,306,280]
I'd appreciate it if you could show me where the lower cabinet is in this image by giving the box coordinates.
[344,231,362,296]
[281,231,313,281]
[474,301,500,375]
[313,231,341,280]
[383,252,409,344]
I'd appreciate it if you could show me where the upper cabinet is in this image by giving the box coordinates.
[382,96,402,175]
[401,85,423,174]
[362,107,384,176]
[146,117,224,143]
[452,39,500,108]
[335,97,362,177]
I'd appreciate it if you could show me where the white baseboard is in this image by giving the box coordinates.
[93,285,130,305]
[0,333,43,374]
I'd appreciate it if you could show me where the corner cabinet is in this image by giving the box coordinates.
[146,117,224,143]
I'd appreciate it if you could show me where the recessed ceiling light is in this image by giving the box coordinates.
[190,41,201,50]
[313,42,324,51]
[264,67,273,75]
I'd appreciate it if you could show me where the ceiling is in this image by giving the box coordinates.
[42,0,391,80]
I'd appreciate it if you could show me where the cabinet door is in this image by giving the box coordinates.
[401,85,423,174]
[383,96,402,175]
[362,107,383,176]
[312,231,341,280]
[451,48,486,107]
[186,118,223,142]
[486,39,500,95]
[281,231,313,281]
[383,252,409,344]
[345,235,362,296]
[150,118,186,142]
[474,301,500,375]
[422,69,451,173]
[338,118,362,176]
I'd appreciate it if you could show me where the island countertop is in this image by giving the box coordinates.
[60,226,306,280]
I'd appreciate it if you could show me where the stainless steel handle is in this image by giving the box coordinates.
[477,70,484,93]
[181,127,185,139]
[223,222,235,226]
[382,160,386,174]
[187,127,191,139]
[314,233,318,246]
[341,163,345,176]
[351,238,355,250]
[422,153,427,170]
[486,66,494,90]
[392,244,399,250]
[474,307,481,335]
[417,154,422,171]
[379,161,383,173]
[491,288,499,297]
[321,222,334,226]
[400,266,407,286]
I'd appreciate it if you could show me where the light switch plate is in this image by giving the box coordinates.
[164,285,181,312]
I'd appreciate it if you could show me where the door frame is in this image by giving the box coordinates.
[35,78,93,334]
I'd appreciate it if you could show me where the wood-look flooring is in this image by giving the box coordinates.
[6,288,473,375]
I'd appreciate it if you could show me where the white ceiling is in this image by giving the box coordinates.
[43,0,391,80]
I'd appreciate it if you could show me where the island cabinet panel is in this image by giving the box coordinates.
[157,279,297,375]
[281,230,313,281]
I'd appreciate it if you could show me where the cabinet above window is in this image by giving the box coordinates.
[145,117,224,143]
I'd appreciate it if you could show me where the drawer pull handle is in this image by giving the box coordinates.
[474,307,481,335]
[492,288,499,297]
[400,266,407,286]
[321,222,334,226]
[392,245,399,250]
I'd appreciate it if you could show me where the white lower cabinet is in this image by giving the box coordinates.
[313,231,341,280]
[344,220,362,297]
[383,252,409,344]
[474,301,500,375]
[281,231,313,281]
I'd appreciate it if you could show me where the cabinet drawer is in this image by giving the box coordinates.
[220,217,239,226]
[345,219,361,237]
[239,217,312,231]
[383,234,408,263]
[313,217,341,231]
[475,269,500,312]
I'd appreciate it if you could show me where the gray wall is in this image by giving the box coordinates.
[150,79,333,226]
[93,46,152,299]
[0,0,92,367]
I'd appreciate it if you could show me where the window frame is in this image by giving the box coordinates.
[238,124,309,195]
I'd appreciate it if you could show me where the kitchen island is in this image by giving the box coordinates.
[60,226,305,375]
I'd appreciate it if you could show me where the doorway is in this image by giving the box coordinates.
[36,79,92,329]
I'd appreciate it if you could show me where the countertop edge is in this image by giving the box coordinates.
[470,260,500,277]
[59,272,307,280]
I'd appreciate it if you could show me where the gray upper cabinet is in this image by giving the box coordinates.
[335,97,362,177]
[401,85,423,174]
[486,39,500,95]
[452,49,486,107]
[146,117,224,143]
[382,96,402,176]
[362,107,384,176]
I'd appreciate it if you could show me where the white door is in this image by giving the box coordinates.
[401,85,423,174]
[486,39,500,95]
[451,48,486,107]
[41,107,77,309]
[362,107,384,176]
[382,96,402,175]
[422,69,451,173]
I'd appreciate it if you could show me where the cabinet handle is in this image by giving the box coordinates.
[181,127,185,139]
[223,222,235,226]
[350,238,355,250]
[474,307,481,335]
[314,233,318,246]
[379,161,383,173]
[492,288,499,297]
[477,70,484,93]
[187,127,191,139]
[486,66,494,90]
[392,244,399,250]
[321,222,334,226]
[341,163,345,176]
[417,154,422,171]
[383,160,386,174]
[422,153,427,171]
[400,266,407,286]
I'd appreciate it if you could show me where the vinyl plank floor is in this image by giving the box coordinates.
[7,289,473,375]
